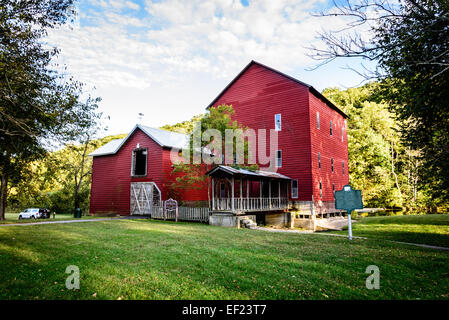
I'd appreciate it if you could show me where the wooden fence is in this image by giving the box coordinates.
[151,206,209,222]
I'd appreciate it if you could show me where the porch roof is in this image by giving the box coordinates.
[206,165,291,180]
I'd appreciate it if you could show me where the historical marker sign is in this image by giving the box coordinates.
[335,185,363,240]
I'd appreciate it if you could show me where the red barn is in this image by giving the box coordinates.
[89,125,208,215]
[89,60,349,218]
[207,60,349,206]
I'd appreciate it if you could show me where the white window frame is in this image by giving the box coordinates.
[275,113,282,131]
[341,127,344,142]
[276,150,282,168]
[291,179,298,198]
[317,112,320,129]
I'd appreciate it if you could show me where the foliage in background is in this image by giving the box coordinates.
[160,114,204,134]
[0,0,102,219]
[323,82,432,209]
[310,0,449,209]
[7,134,126,214]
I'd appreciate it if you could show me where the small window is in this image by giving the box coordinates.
[331,158,334,173]
[275,113,281,131]
[319,181,322,198]
[132,148,147,176]
[330,120,333,136]
[341,127,344,142]
[317,112,320,129]
[318,152,321,169]
[342,161,345,175]
[291,180,298,198]
[276,150,282,168]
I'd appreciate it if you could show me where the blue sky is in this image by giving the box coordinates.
[47,0,372,136]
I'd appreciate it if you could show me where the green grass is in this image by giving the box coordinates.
[1,212,110,224]
[331,214,449,248]
[0,218,448,300]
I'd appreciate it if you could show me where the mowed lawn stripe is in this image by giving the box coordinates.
[0,219,448,300]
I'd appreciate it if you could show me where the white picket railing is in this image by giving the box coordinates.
[211,197,289,212]
[151,205,209,222]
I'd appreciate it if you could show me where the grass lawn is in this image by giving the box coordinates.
[331,214,449,248]
[0,218,448,300]
[1,212,111,224]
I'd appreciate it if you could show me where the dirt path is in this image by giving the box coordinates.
[255,226,449,251]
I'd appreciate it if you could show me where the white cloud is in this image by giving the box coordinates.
[48,0,349,89]
[44,0,366,134]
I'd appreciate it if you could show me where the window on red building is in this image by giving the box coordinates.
[291,180,298,198]
[131,148,147,176]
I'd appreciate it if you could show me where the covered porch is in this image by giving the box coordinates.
[206,165,291,214]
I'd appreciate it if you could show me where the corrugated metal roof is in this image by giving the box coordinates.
[138,125,189,149]
[206,60,349,119]
[206,165,292,180]
[88,138,125,157]
[88,124,189,157]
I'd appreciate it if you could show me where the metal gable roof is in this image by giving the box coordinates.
[206,165,292,180]
[88,138,125,157]
[206,60,349,119]
[88,124,189,157]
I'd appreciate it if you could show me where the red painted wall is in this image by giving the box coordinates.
[210,63,348,201]
[89,128,208,215]
[309,94,349,201]
[90,61,349,214]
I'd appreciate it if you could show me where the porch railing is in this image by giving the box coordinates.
[211,197,289,212]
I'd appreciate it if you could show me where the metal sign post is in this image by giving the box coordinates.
[347,211,353,240]
[334,185,363,240]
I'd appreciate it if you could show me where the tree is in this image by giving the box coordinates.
[8,133,126,214]
[310,0,449,206]
[323,83,410,207]
[165,105,257,203]
[0,0,101,220]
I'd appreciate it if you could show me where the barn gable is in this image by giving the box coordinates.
[89,124,189,157]
[206,60,348,119]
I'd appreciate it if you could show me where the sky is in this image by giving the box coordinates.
[46,0,372,136]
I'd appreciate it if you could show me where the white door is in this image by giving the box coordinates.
[130,182,160,215]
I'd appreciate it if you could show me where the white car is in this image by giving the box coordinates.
[18,208,41,219]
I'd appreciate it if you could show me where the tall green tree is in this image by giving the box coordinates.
[310,0,449,205]
[0,0,101,220]
[165,105,257,202]
[8,134,126,214]
[323,82,427,208]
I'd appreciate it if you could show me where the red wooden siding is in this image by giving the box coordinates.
[209,62,348,202]
[309,94,349,201]
[90,60,349,213]
[89,128,208,215]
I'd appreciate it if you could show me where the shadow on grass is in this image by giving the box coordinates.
[0,219,448,299]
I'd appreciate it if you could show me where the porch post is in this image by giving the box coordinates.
[269,180,272,209]
[211,177,215,210]
[246,179,249,204]
[278,180,281,207]
[231,177,235,212]
[240,178,243,210]
[259,180,262,209]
